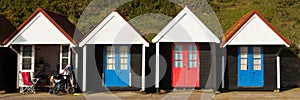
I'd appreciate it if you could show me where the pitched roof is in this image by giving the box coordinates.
[221,10,291,47]
[3,7,82,45]
[0,15,16,44]
[79,9,149,47]
[152,6,220,43]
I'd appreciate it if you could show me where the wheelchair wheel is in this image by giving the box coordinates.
[67,87,75,94]
[52,86,59,95]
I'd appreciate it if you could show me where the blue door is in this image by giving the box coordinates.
[104,46,130,87]
[238,46,264,87]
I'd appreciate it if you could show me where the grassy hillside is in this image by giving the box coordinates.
[209,0,300,47]
[0,0,299,54]
[209,0,300,54]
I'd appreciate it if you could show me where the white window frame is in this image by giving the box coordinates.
[106,46,116,70]
[20,45,35,72]
[174,45,183,68]
[119,46,128,70]
[188,45,198,68]
[240,46,248,70]
[253,47,262,70]
[60,45,71,72]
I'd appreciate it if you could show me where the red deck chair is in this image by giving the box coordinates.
[20,72,39,94]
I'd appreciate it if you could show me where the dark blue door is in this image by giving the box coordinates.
[238,46,264,87]
[104,46,130,87]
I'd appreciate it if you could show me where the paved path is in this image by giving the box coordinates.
[1,88,300,100]
[214,88,300,100]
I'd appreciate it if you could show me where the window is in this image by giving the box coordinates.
[188,45,198,68]
[60,45,70,70]
[174,45,183,68]
[106,46,115,70]
[240,47,248,70]
[119,46,128,70]
[21,45,35,72]
[253,47,262,70]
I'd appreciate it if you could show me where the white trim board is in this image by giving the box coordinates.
[223,14,289,47]
[5,12,73,47]
[79,11,149,47]
[152,6,220,43]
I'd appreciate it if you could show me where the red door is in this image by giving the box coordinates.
[172,43,200,87]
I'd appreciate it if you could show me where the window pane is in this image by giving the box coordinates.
[240,47,248,52]
[107,46,115,52]
[179,46,182,51]
[174,61,178,68]
[62,64,68,69]
[22,64,31,70]
[179,54,182,60]
[193,53,197,60]
[107,53,114,58]
[119,46,128,70]
[179,61,182,68]
[188,46,192,51]
[23,58,31,64]
[189,53,192,60]
[174,54,178,60]
[253,59,261,65]
[241,59,247,65]
[193,62,197,68]
[120,53,127,57]
[240,47,248,58]
[62,58,68,64]
[174,46,178,51]
[107,65,114,70]
[253,65,261,70]
[174,45,183,68]
[241,65,247,70]
[253,52,261,58]
[119,46,128,52]
[241,52,247,58]
[120,64,127,70]
[61,58,68,69]
[253,47,261,58]
[240,47,248,71]
[253,47,261,53]
[23,46,32,57]
[22,58,31,70]
[106,46,115,70]
[62,46,69,57]
[188,61,192,68]
[121,59,128,63]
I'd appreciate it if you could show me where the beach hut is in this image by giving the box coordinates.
[221,10,290,91]
[152,6,220,90]
[0,15,17,92]
[78,9,149,92]
[2,7,81,89]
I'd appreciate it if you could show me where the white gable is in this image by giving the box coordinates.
[225,14,289,47]
[5,12,72,47]
[152,7,220,43]
[79,12,149,47]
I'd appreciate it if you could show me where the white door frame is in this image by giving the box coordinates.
[19,45,35,87]
[59,45,71,72]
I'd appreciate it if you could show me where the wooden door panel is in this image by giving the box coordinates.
[172,43,199,87]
